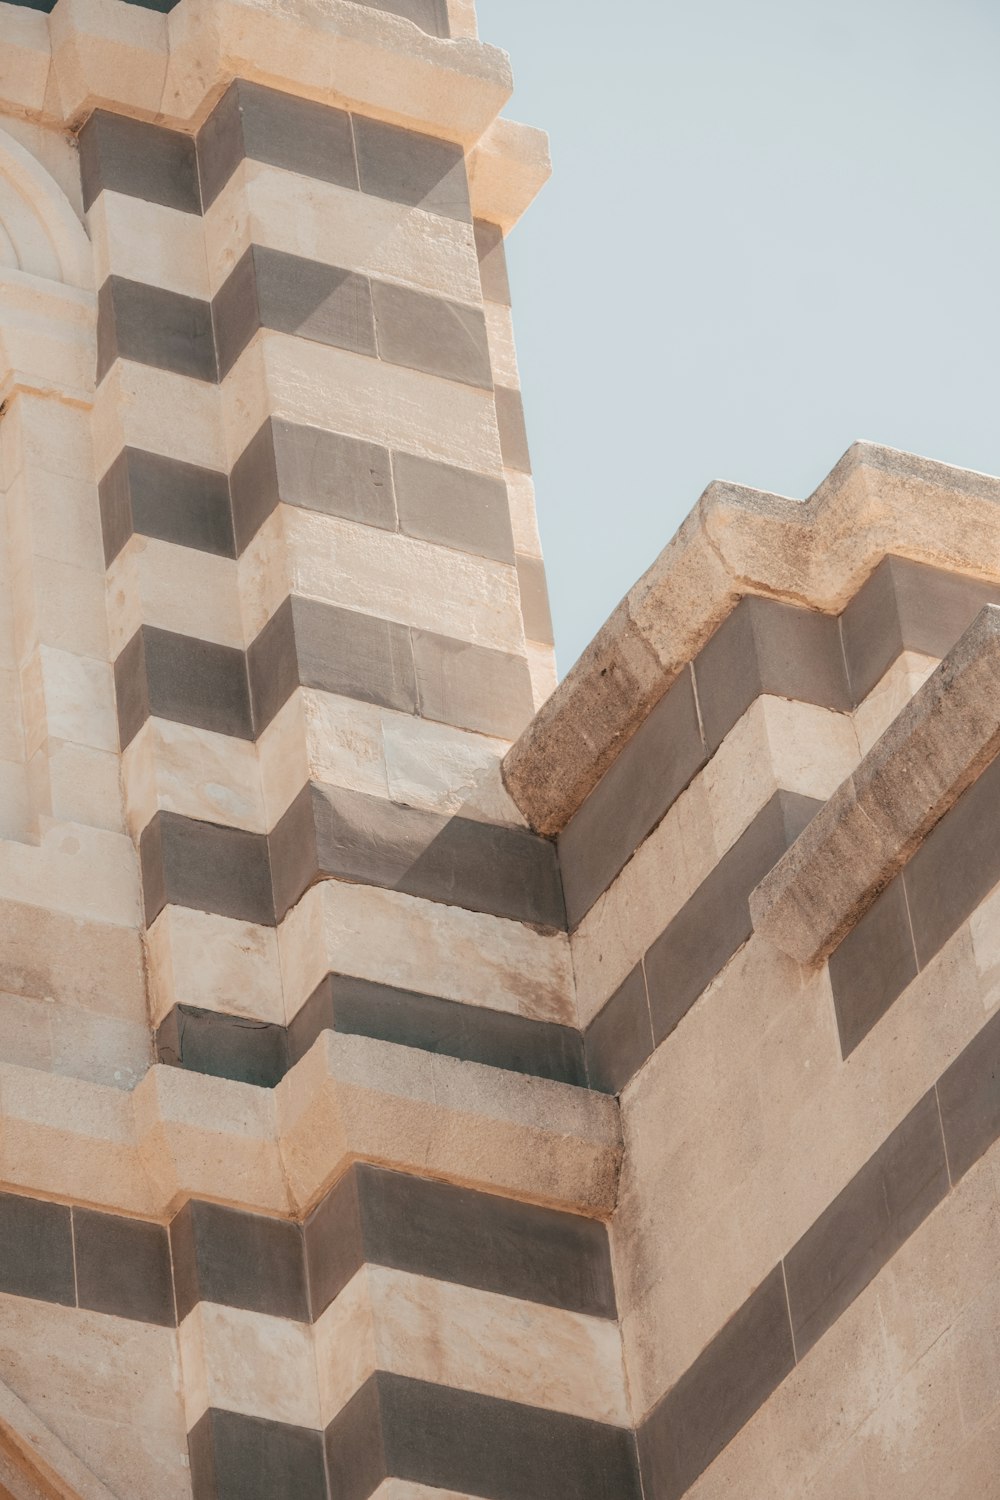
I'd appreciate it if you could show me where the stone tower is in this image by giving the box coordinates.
[2,1,1000,1497]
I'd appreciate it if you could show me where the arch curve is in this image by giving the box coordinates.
[0,129,92,290]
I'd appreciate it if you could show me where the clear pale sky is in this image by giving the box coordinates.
[475,0,1000,675]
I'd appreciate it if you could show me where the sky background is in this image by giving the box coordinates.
[475,0,1000,676]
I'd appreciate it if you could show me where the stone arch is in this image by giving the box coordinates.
[0,130,92,290]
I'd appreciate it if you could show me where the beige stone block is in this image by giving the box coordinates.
[107,534,243,654]
[447,0,478,37]
[146,905,283,1029]
[968,881,1000,1013]
[0,1295,188,1500]
[0,670,25,760]
[314,1265,379,1424]
[45,739,124,833]
[21,555,108,660]
[0,895,144,1019]
[484,302,519,387]
[0,819,139,927]
[0,275,95,406]
[278,877,575,1027]
[89,190,210,301]
[281,506,524,653]
[0,12,51,117]
[50,0,170,125]
[855,1329,964,1500]
[853,649,938,754]
[15,466,105,573]
[205,161,481,303]
[381,708,522,825]
[372,1486,478,1500]
[222,332,504,478]
[123,716,265,837]
[299,689,389,804]
[571,773,719,1027]
[0,759,31,842]
[190,1302,322,1429]
[177,1300,210,1433]
[468,118,551,232]
[93,361,225,478]
[235,505,291,642]
[505,471,542,560]
[525,637,557,708]
[1,388,93,487]
[0,1376,122,1500]
[34,644,116,751]
[48,1005,151,1091]
[258,691,315,827]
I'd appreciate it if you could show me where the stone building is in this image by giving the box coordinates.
[0,0,998,1496]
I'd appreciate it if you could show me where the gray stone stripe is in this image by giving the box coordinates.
[138,782,564,930]
[190,1375,641,1500]
[80,83,469,223]
[830,743,1000,1055]
[115,599,535,750]
[583,791,821,1095]
[559,558,1000,931]
[11,0,181,13]
[155,972,587,1090]
[97,251,492,389]
[100,422,515,568]
[637,1008,1000,1497]
[0,1159,616,1330]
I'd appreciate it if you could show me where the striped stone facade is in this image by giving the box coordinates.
[1,2,1000,1497]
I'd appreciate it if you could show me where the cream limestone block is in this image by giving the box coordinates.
[0,1376,122,1500]
[571,774,719,1029]
[0,895,144,1020]
[0,1297,188,1500]
[276,1031,622,1218]
[35,644,116,750]
[258,691,316,827]
[0,760,30,842]
[447,0,478,38]
[364,1265,629,1425]
[0,118,84,222]
[298,689,389,805]
[165,0,511,142]
[8,467,104,574]
[222,333,505,478]
[177,1302,210,1434]
[381,709,524,826]
[854,1334,966,1500]
[853,649,940,755]
[525,638,557,708]
[0,273,95,405]
[372,1487,484,1500]
[468,119,552,233]
[185,1303,322,1429]
[46,740,124,834]
[0,387,94,488]
[123,717,266,838]
[107,535,243,654]
[89,191,210,302]
[49,0,170,127]
[46,1005,150,1091]
[313,1267,379,1425]
[0,1060,152,1211]
[968,882,1000,1013]
[133,1064,287,1215]
[235,505,291,643]
[0,820,139,926]
[205,162,481,304]
[0,129,91,287]
[0,670,24,759]
[93,362,225,478]
[505,470,542,559]
[147,905,283,1029]
[483,302,519,387]
[281,507,525,653]
[277,878,575,1027]
[0,11,51,118]
[16,554,109,661]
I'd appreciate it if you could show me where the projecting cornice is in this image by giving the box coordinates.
[503,442,1000,835]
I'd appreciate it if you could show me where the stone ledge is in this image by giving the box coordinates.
[749,605,1000,965]
[0,1031,621,1220]
[503,442,1000,835]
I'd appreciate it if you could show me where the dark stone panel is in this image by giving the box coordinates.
[254,246,377,355]
[99,448,234,564]
[354,0,450,36]
[903,751,1000,970]
[275,781,566,929]
[79,110,199,215]
[290,597,419,716]
[170,1200,308,1324]
[355,1163,617,1318]
[73,1209,174,1327]
[246,599,299,736]
[303,1170,366,1321]
[229,421,282,556]
[645,792,821,1045]
[141,812,274,926]
[784,1090,949,1359]
[516,554,554,644]
[493,385,531,473]
[266,785,318,924]
[210,246,261,378]
[288,972,587,1085]
[0,1193,74,1307]
[156,1005,289,1090]
[693,596,850,754]
[474,218,511,306]
[637,1266,795,1500]
[271,419,396,533]
[392,450,513,562]
[372,280,491,389]
[324,1377,388,1500]
[839,557,906,705]
[197,80,358,210]
[829,878,919,1056]
[113,627,150,752]
[412,628,535,740]
[558,667,707,929]
[584,964,654,1096]
[353,116,470,222]
[374,1373,642,1500]
[129,626,253,742]
[98,276,218,383]
[189,1409,327,1500]
[937,1005,1000,1184]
